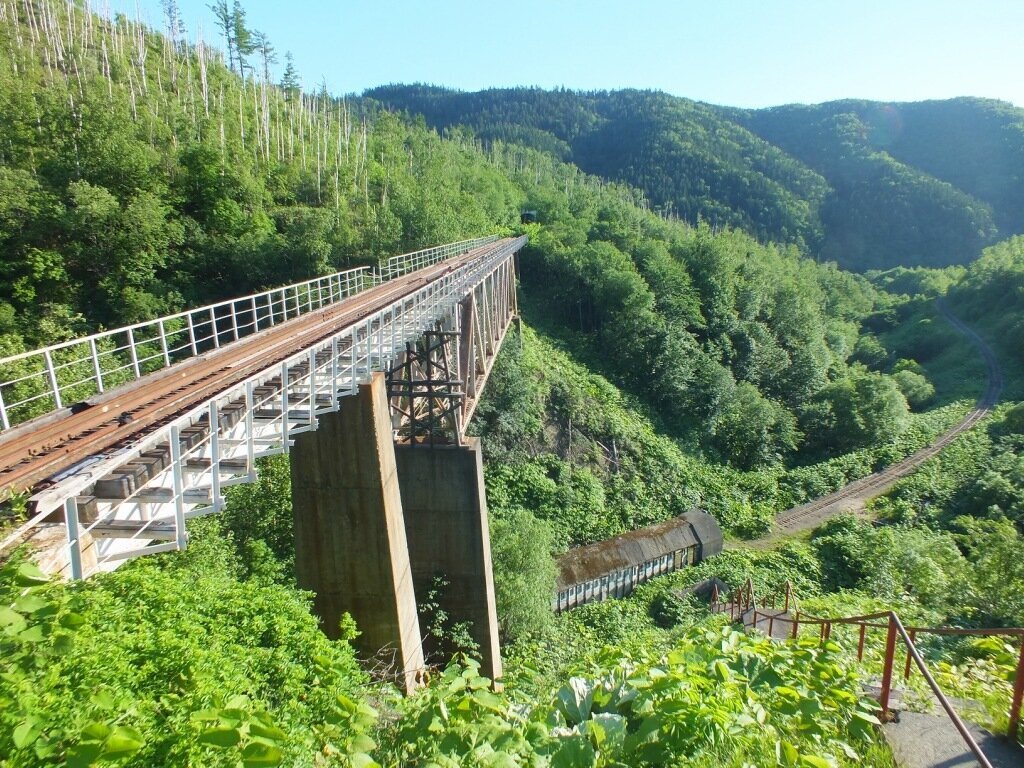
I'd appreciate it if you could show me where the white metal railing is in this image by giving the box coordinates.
[0,235,501,432]
[10,236,525,574]
[381,235,499,280]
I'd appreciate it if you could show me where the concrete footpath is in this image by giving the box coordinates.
[882,711,1024,768]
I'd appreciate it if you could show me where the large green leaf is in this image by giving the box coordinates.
[249,722,288,743]
[15,562,50,586]
[555,677,594,726]
[12,718,43,749]
[0,605,26,634]
[14,594,48,614]
[197,726,242,748]
[101,726,145,757]
[550,735,597,768]
[241,741,284,766]
[350,734,376,753]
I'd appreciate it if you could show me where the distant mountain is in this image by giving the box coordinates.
[730,98,1024,268]
[366,86,1024,270]
[365,86,829,254]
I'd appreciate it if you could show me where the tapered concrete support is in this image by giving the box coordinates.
[395,438,502,683]
[290,373,424,693]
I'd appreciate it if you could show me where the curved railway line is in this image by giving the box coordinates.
[754,299,1002,543]
[0,243,497,500]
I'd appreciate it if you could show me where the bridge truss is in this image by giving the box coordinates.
[0,235,525,578]
[387,254,517,445]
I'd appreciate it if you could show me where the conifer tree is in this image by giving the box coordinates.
[208,0,234,71]
[280,50,299,95]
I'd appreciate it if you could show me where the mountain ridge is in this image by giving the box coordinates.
[366,85,1024,270]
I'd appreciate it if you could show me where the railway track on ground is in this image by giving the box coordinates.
[753,299,1002,543]
[0,244,496,498]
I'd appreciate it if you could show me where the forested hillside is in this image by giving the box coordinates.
[0,2,520,351]
[0,0,941,477]
[736,98,1024,269]
[365,85,831,251]
[368,85,1024,270]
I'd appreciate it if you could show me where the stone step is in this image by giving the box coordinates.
[739,607,796,640]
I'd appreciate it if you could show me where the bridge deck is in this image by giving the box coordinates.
[0,241,506,498]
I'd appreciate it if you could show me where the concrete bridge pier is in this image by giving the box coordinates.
[290,373,425,693]
[290,372,502,691]
[395,439,503,683]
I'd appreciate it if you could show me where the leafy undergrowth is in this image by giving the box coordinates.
[1,517,896,768]
[610,528,1024,743]
[477,324,974,552]
[0,523,371,767]
[379,626,889,768]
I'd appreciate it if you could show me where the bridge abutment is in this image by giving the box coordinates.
[394,439,503,683]
[290,373,425,693]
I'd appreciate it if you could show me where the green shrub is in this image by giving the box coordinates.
[0,522,367,767]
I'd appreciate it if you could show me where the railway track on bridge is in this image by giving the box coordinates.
[0,244,496,498]
[0,236,525,578]
[753,300,1002,544]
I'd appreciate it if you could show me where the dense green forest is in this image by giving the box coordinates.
[2,1,1023,766]
[368,85,1024,270]
[0,0,945,474]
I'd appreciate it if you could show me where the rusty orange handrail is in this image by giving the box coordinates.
[711,579,1024,766]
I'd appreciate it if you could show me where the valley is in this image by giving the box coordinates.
[2,1,1024,766]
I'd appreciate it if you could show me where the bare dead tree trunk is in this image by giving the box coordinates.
[198,29,209,117]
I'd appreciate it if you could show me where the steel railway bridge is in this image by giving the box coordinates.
[0,234,526,689]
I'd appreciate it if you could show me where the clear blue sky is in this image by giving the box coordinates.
[127,0,1023,108]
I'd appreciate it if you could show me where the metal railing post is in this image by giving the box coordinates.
[186,313,198,355]
[157,320,171,368]
[44,349,62,409]
[280,361,290,450]
[308,348,317,425]
[904,629,917,679]
[331,336,339,400]
[170,425,187,549]
[245,381,256,481]
[127,328,141,378]
[1009,637,1024,738]
[0,390,9,430]
[89,337,105,392]
[209,307,220,348]
[879,613,899,722]
[63,496,83,580]
[209,400,222,513]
